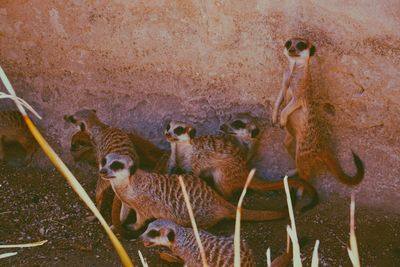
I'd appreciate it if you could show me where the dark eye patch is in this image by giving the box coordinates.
[166,123,171,131]
[101,158,106,166]
[110,161,124,171]
[296,41,307,51]
[173,126,185,135]
[251,128,260,138]
[285,40,292,49]
[231,120,246,129]
[147,230,159,238]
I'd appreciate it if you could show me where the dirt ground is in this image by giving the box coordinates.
[0,162,399,267]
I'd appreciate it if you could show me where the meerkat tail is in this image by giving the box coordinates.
[323,150,364,186]
[247,178,319,211]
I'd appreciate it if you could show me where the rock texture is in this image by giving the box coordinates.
[0,0,399,212]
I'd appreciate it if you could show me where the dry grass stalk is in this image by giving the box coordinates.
[138,250,149,267]
[0,66,134,267]
[0,240,47,248]
[266,248,272,267]
[178,175,208,267]
[0,252,18,259]
[283,176,302,267]
[311,240,320,267]
[347,193,360,267]
[234,169,256,267]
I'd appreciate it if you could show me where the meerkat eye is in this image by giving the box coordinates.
[231,120,246,129]
[296,41,307,51]
[173,126,185,135]
[284,40,292,49]
[147,230,160,238]
[110,161,124,171]
[166,123,171,131]
[251,128,260,138]
[101,158,106,166]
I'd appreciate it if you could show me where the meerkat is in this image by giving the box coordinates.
[70,131,97,165]
[164,120,318,210]
[140,219,255,267]
[66,111,170,238]
[100,152,287,233]
[219,112,261,157]
[64,109,139,217]
[69,130,165,171]
[0,110,37,165]
[272,37,364,185]
[220,113,293,181]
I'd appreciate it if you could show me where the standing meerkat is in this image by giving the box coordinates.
[272,37,364,184]
[140,219,255,267]
[100,152,287,232]
[0,110,37,165]
[164,120,318,210]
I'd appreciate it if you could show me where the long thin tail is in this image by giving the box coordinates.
[247,177,319,212]
[323,150,364,185]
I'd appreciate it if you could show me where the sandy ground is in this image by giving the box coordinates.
[0,163,399,267]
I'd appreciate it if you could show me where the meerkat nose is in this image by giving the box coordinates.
[99,168,108,175]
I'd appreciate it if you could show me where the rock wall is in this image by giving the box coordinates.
[0,0,399,212]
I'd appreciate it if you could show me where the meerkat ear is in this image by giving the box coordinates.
[188,128,196,139]
[79,122,86,131]
[167,230,175,242]
[310,45,316,56]
[91,109,97,113]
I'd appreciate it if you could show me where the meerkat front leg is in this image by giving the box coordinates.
[280,98,302,127]
[125,210,147,232]
[273,72,290,125]
[119,202,131,225]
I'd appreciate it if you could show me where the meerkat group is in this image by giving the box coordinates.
[1,37,364,266]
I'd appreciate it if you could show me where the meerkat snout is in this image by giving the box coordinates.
[99,153,136,180]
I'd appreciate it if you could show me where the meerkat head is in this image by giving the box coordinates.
[164,120,196,143]
[284,38,316,64]
[220,113,261,147]
[140,219,177,248]
[64,109,98,132]
[99,153,137,180]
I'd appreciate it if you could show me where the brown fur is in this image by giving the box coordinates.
[110,168,286,231]
[64,110,139,217]
[272,38,364,185]
[141,219,255,267]
[165,121,318,210]
[0,110,37,165]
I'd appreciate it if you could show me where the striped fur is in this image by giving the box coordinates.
[141,219,255,267]
[165,121,318,211]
